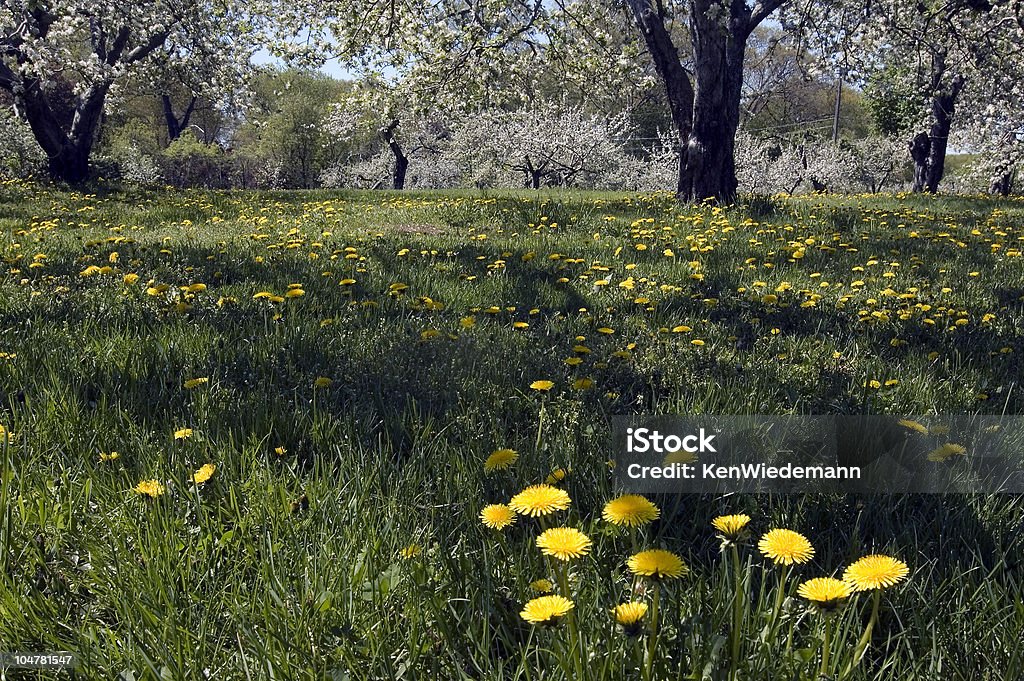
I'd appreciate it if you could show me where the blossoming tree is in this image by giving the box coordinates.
[0,0,266,182]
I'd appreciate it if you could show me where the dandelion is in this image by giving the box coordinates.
[530,379,555,391]
[314,376,332,388]
[484,448,518,472]
[602,494,660,528]
[613,601,648,626]
[758,529,814,565]
[135,479,165,498]
[663,450,697,464]
[99,451,120,462]
[627,549,687,580]
[399,544,421,559]
[544,467,568,485]
[712,514,751,541]
[798,576,854,677]
[898,419,929,435]
[480,504,516,530]
[274,446,287,456]
[843,555,909,591]
[530,579,554,593]
[192,463,216,484]
[536,527,592,561]
[842,555,910,674]
[183,377,208,389]
[174,428,193,440]
[927,443,966,462]
[509,484,571,517]
[520,595,574,626]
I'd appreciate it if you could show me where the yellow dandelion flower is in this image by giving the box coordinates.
[898,419,929,435]
[602,494,660,528]
[484,448,518,472]
[480,504,516,530]
[614,602,647,626]
[174,428,193,440]
[399,544,421,559]
[536,527,593,561]
[712,514,751,540]
[842,555,909,591]
[123,273,140,285]
[530,380,555,391]
[135,479,165,498]
[627,549,688,580]
[183,377,208,389]
[530,578,554,593]
[284,288,305,298]
[797,577,853,609]
[274,446,288,456]
[663,450,697,465]
[758,529,815,565]
[520,595,574,626]
[544,467,568,485]
[509,484,571,517]
[927,443,966,462]
[192,463,216,484]
[99,451,120,462]
[314,376,332,388]
[572,378,594,390]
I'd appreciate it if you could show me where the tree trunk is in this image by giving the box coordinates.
[923,76,964,193]
[625,0,695,198]
[380,119,408,190]
[162,94,198,142]
[909,132,929,192]
[990,171,1013,196]
[681,0,748,203]
[17,77,106,184]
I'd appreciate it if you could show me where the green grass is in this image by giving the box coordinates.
[0,180,1022,679]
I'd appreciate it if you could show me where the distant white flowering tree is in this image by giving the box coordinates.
[447,106,631,189]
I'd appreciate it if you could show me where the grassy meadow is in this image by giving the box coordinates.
[1,180,1023,679]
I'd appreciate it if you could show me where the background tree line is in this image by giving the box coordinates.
[2,0,1022,197]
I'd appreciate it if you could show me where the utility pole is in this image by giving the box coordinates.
[831,76,842,143]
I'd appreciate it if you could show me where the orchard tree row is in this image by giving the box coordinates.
[2,0,1022,198]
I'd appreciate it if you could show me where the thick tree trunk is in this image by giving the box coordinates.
[911,56,966,194]
[625,0,695,198]
[162,94,198,142]
[923,77,964,193]
[682,0,748,203]
[17,77,107,184]
[380,119,408,190]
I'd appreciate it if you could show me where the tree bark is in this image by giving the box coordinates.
[682,0,749,203]
[624,0,695,198]
[990,172,1013,196]
[380,119,409,190]
[162,94,198,142]
[922,74,965,193]
[627,0,783,203]
[909,132,930,192]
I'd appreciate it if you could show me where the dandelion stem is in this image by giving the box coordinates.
[842,589,881,678]
[535,400,546,452]
[644,583,661,681]
[820,616,833,678]
[555,561,584,681]
[729,544,744,681]
[767,563,789,645]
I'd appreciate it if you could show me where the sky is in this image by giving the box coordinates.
[250,48,354,80]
